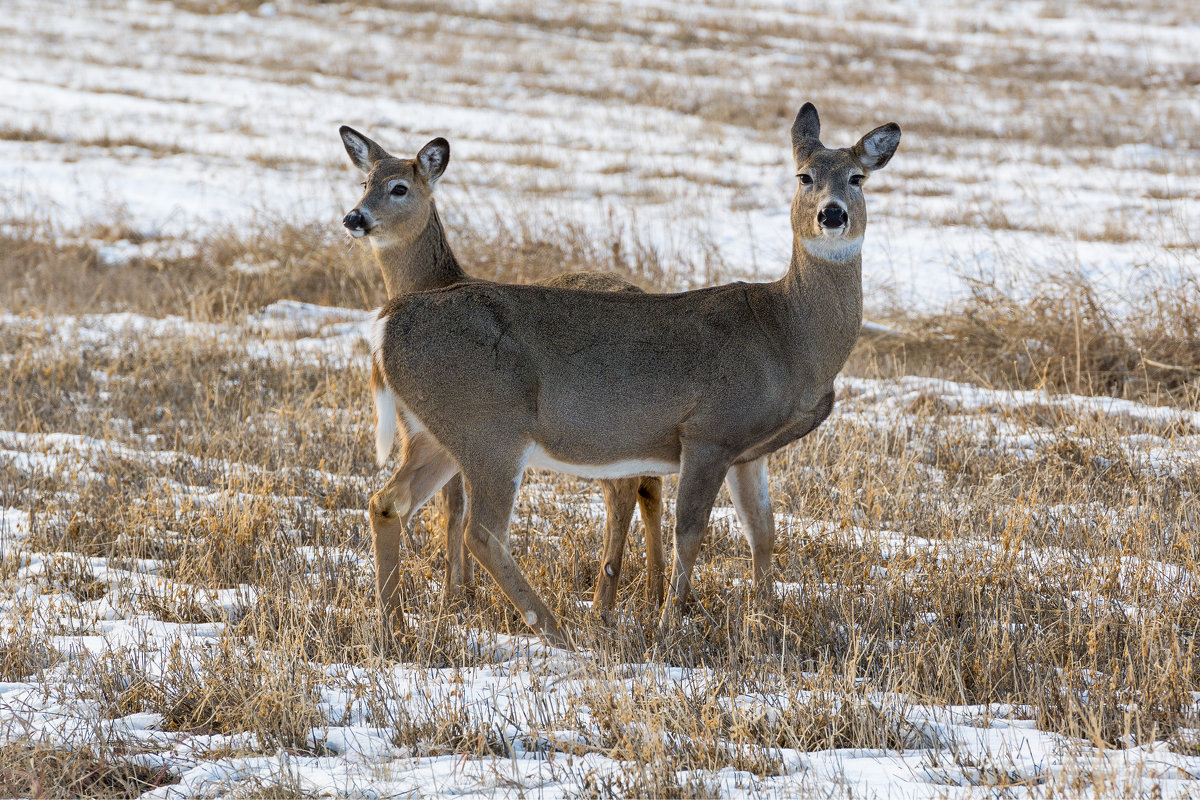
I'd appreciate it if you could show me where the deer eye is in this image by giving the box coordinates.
[390,184,408,197]
[798,173,813,186]
[849,174,865,187]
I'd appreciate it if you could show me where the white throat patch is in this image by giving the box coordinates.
[801,234,863,263]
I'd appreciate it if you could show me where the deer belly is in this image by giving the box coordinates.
[737,389,836,463]
[525,444,678,479]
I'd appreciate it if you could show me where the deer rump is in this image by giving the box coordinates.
[372,280,839,475]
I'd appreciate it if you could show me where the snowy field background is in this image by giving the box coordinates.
[2,0,1198,307]
[1,0,1199,798]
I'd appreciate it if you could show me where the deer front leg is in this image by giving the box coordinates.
[637,476,666,608]
[592,478,639,617]
[724,456,775,598]
[660,447,732,630]
[461,468,571,650]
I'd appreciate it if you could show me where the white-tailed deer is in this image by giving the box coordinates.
[338,127,665,638]
[368,103,900,648]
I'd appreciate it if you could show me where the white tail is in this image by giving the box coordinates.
[370,359,398,468]
[368,312,398,467]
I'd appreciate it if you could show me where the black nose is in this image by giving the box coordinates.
[343,210,365,231]
[818,205,847,229]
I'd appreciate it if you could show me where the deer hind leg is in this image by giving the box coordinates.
[394,432,462,527]
[368,431,460,640]
[461,462,570,649]
[368,480,407,643]
[440,473,471,601]
[724,456,776,597]
[661,445,733,627]
[592,478,639,616]
[636,476,666,608]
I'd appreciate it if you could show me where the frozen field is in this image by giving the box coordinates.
[1,0,1199,798]
[2,0,1198,307]
[1,303,1199,797]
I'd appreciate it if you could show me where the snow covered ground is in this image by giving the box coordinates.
[1,0,1198,310]
[2,302,1199,798]
[2,0,1199,797]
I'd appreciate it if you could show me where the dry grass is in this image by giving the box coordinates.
[0,743,177,799]
[0,210,680,322]
[1,208,1198,796]
[0,1,1195,796]
[91,641,326,752]
[453,210,678,290]
[0,223,379,320]
[0,126,185,156]
[852,269,1200,409]
[3,0,1200,784]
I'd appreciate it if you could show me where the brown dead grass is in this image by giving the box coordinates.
[0,223,377,320]
[850,270,1200,409]
[0,205,1198,792]
[0,210,679,322]
[90,640,326,752]
[4,0,1199,790]
[0,743,177,799]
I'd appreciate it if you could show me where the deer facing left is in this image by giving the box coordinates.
[339,127,665,641]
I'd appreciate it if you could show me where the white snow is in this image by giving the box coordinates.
[1,0,1196,312]
[1,302,1199,797]
[2,0,1199,796]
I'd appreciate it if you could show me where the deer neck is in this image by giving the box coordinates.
[371,203,468,298]
[782,240,864,382]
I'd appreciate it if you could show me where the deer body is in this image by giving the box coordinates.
[369,103,900,647]
[378,277,850,467]
[340,128,664,638]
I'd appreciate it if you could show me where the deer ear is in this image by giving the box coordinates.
[416,138,450,185]
[852,123,901,171]
[340,125,390,173]
[790,102,822,163]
